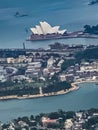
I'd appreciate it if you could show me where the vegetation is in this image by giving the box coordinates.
[16,66,27,75]
[42,81,71,94]
[1,45,98,98]
[89,0,98,5]
[75,46,98,60]
[0,81,41,96]
[0,79,72,97]
[84,24,98,34]
[13,109,74,128]
[83,117,98,129]
[0,86,39,97]
[61,59,77,71]
[0,50,26,58]
[2,108,98,130]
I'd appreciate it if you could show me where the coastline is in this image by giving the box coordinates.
[0,84,79,101]
[28,34,98,41]
[0,79,97,101]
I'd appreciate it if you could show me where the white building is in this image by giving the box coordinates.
[57,59,64,67]
[65,119,73,129]
[7,58,15,63]
[43,68,49,77]
[26,62,42,78]
[47,56,54,68]
[30,21,66,35]
[28,62,41,68]
[59,74,66,81]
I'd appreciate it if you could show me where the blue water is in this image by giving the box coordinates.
[0,0,98,48]
[0,0,98,123]
[0,82,98,122]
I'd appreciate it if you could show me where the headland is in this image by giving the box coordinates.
[28,21,98,41]
[0,43,98,100]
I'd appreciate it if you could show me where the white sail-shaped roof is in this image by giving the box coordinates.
[30,21,67,35]
[30,28,38,34]
[36,25,43,35]
[58,29,67,34]
[47,26,60,34]
[40,21,52,35]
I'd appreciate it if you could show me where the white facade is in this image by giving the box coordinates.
[47,56,54,68]
[7,58,15,63]
[36,25,43,34]
[28,62,41,68]
[26,62,41,74]
[65,119,73,129]
[30,21,67,35]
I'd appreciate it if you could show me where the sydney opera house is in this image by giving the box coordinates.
[29,21,67,41]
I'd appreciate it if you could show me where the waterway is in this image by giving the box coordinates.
[0,0,98,48]
[0,0,98,123]
[0,82,98,122]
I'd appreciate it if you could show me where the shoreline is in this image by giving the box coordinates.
[28,34,98,41]
[0,79,97,101]
[0,84,79,101]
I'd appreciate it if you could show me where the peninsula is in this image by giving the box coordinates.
[0,44,98,100]
[28,21,98,41]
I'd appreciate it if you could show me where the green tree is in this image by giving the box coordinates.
[30,115,34,120]
[66,111,76,119]
[61,59,76,71]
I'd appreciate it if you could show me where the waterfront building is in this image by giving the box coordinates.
[30,21,66,35]
[65,119,73,130]
[41,117,58,127]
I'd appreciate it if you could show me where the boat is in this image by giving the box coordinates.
[14,12,28,17]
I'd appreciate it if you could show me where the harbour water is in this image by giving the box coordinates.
[0,82,98,122]
[0,0,98,48]
[0,0,98,123]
